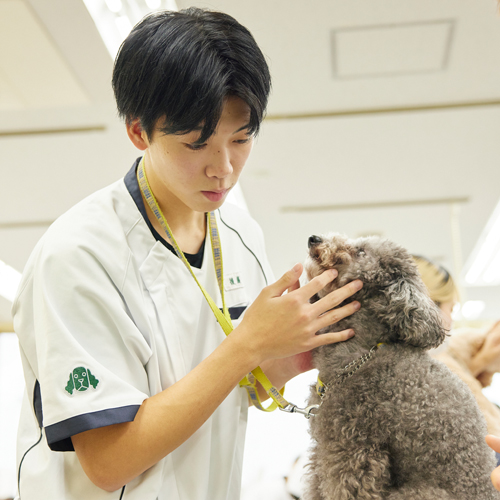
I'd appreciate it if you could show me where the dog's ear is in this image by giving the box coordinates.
[378,278,446,349]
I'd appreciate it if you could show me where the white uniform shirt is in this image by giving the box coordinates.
[13,160,274,500]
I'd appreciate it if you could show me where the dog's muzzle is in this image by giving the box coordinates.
[308,235,322,248]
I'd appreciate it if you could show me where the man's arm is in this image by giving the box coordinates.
[72,264,362,492]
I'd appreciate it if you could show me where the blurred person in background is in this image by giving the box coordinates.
[414,255,500,467]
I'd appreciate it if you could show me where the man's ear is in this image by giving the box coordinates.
[126,119,149,151]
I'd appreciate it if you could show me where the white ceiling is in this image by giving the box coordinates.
[1,0,500,325]
[0,0,90,109]
[192,0,500,115]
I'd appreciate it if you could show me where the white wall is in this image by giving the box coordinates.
[0,333,24,500]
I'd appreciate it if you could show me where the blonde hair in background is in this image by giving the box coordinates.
[413,255,460,306]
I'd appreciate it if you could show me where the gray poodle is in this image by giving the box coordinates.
[303,233,500,500]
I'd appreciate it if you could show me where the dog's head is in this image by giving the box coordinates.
[305,233,446,349]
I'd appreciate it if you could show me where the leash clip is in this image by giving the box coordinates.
[279,403,320,419]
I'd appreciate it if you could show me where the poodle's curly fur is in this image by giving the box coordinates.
[303,234,500,500]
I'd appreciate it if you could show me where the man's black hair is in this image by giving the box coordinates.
[112,8,271,144]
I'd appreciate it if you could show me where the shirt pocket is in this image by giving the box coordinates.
[225,287,249,329]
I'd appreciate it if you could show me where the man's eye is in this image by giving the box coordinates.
[185,143,207,151]
[234,138,251,145]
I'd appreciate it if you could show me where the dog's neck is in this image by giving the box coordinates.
[313,310,391,377]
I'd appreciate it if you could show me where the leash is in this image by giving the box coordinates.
[137,157,312,414]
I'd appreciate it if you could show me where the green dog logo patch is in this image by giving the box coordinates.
[65,367,99,395]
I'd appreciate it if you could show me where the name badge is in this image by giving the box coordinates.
[225,272,244,291]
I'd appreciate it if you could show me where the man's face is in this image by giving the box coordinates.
[142,96,253,216]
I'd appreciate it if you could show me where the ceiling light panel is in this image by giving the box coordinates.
[464,198,500,286]
[332,20,454,79]
[83,0,178,58]
[105,0,123,13]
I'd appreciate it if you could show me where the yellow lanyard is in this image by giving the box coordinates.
[137,158,290,412]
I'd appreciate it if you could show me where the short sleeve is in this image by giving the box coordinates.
[13,237,152,452]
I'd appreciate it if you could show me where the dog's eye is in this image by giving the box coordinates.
[357,248,366,256]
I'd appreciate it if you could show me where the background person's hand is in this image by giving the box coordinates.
[481,321,500,371]
[470,321,500,377]
[485,435,500,491]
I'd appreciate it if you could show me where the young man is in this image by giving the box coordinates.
[13,8,362,499]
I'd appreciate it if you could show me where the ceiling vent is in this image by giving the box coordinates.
[331,20,455,79]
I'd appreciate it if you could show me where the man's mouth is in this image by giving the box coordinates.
[202,189,228,202]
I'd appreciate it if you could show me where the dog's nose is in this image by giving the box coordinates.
[308,235,322,248]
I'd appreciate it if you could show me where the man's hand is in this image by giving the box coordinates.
[235,263,362,368]
[282,264,342,376]
[486,435,500,491]
[241,263,362,396]
[258,351,314,395]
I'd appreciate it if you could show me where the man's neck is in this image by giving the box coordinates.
[141,194,206,254]
[140,156,207,254]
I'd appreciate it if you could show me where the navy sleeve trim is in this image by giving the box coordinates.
[33,381,43,429]
[45,405,141,452]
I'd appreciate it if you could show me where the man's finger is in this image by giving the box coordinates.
[312,279,363,316]
[312,328,355,348]
[267,263,303,297]
[315,301,361,330]
[287,278,301,294]
[298,269,338,299]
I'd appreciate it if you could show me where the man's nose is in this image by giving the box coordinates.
[208,149,233,178]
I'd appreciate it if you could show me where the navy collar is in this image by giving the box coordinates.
[124,158,205,269]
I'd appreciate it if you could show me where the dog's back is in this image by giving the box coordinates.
[304,233,500,499]
[308,344,500,500]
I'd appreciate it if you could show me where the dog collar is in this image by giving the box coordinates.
[316,342,386,397]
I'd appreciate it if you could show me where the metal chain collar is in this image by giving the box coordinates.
[336,343,380,384]
[314,343,385,412]
[281,344,384,420]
